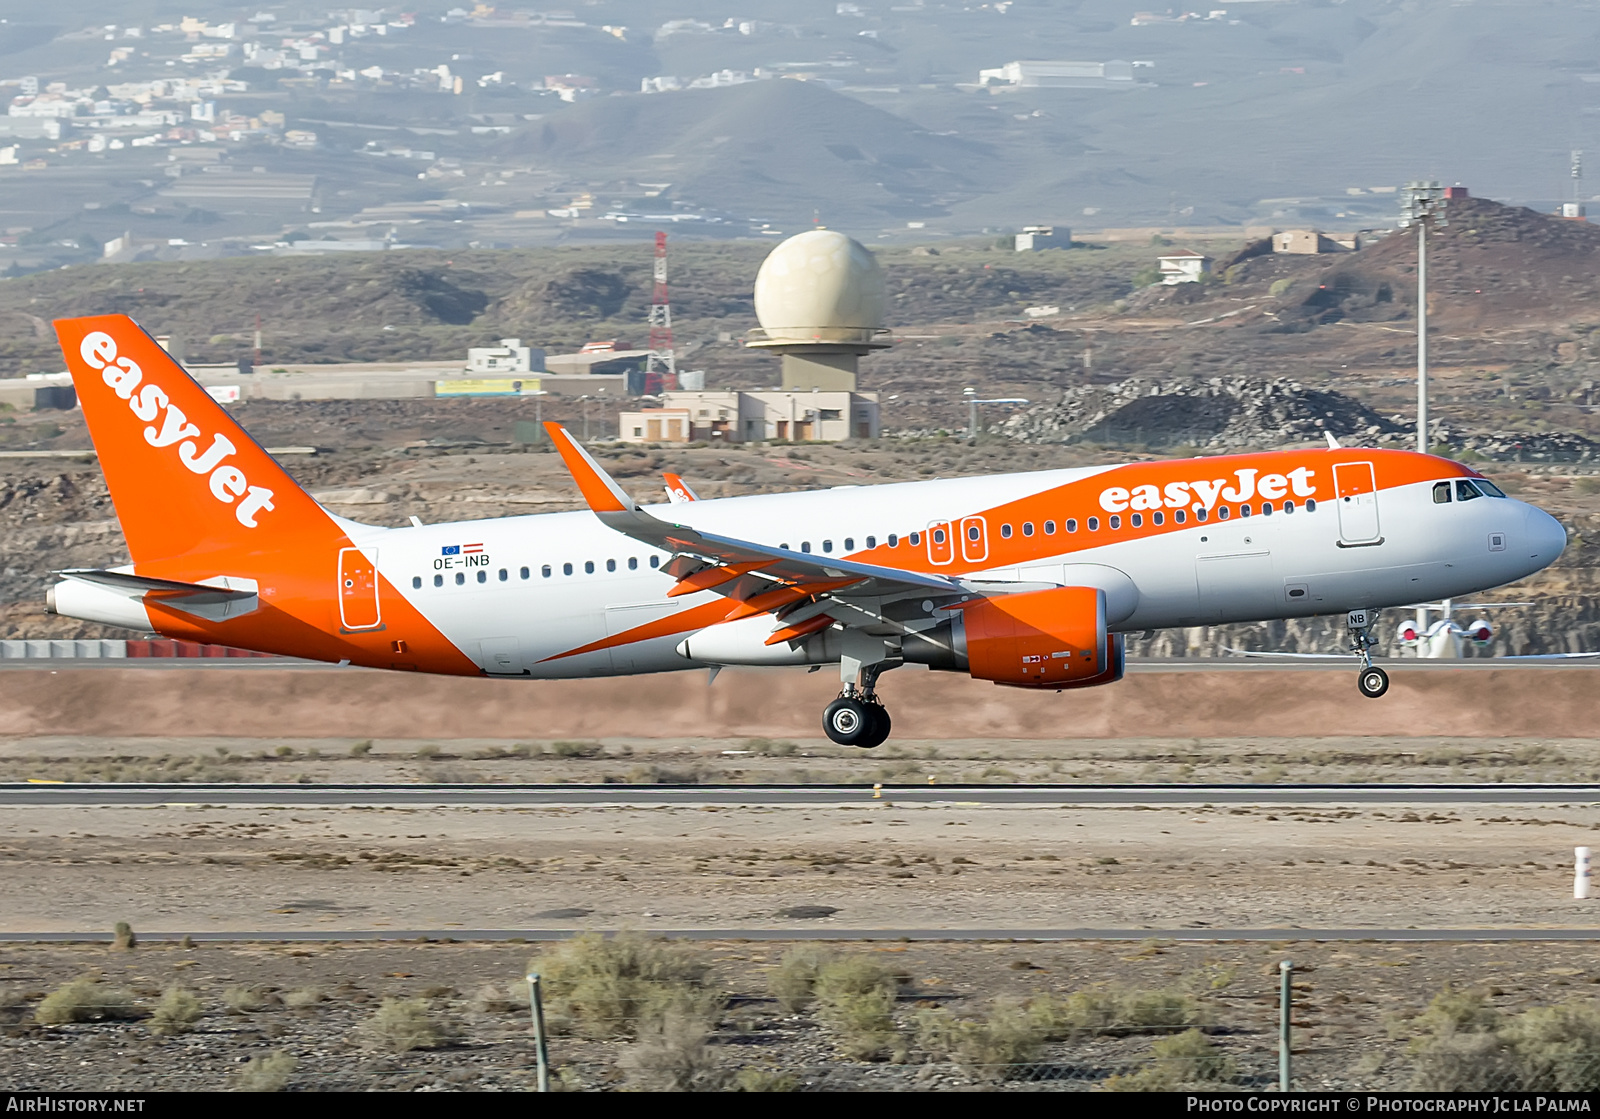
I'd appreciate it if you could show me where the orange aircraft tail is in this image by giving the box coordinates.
[54,314,336,568]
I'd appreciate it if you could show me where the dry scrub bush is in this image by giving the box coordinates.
[529,932,721,1039]
[363,997,456,1053]
[731,1068,800,1092]
[35,977,141,1024]
[1408,987,1600,1092]
[1030,983,1204,1038]
[282,987,325,1010]
[234,1051,296,1092]
[814,957,906,1061]
[223,986,275,1013]
[619,1007,724,1091]
[768,946,831,1012]
[470,981,522,1015]
[1105,1029,1238,1091]
[916,998,1049,1078]
[148,986,203,1035]
[112,922,136,951]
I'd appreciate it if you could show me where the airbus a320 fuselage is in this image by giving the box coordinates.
[47,315,1567,746]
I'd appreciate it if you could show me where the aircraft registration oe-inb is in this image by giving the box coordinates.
[47,315,1569,747]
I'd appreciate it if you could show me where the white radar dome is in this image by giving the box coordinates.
[753,230,887,344]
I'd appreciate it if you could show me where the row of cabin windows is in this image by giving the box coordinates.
[413,554,661,589]
[770,500,1324,555]
[993,499,1317,537]
[410,498,1327,590]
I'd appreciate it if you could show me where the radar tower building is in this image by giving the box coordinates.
[747,229,890,391]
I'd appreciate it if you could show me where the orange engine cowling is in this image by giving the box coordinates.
[945,585,1112,689]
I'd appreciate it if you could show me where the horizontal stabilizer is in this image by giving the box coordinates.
[53,569,260,623]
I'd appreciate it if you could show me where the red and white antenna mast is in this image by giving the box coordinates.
[645,231,678,394]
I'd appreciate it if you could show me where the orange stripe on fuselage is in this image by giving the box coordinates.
[845,448,1471,576]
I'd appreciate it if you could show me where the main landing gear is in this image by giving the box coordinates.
[823,690,892,749]
[822,633,898,748]
[1347,608,1389,699]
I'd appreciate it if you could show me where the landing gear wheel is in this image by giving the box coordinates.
[1357,665,1390,699]
[858,703,892,749]
[823,696,873,746]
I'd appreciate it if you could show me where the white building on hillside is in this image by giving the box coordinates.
[1158,250,1211,284]
[619,390,880,444]
[466,338,543,374]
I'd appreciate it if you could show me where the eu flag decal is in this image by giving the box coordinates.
[441,545,461,556]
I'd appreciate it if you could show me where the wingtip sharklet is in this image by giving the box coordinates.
[543,422,638,514]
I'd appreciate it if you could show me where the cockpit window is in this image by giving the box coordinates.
[1455,479,1484,502]
[1432,481,1452,504]
[1475,480,1507,498]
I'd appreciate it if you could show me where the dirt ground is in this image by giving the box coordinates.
[5,791,1600,935]
[5,938,1600,1092]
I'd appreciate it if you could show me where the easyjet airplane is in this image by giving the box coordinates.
[46,315,1567,747]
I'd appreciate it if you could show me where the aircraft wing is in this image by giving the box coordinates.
[545,423,965,604]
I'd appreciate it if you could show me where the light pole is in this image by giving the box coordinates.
[963,389,1030,440]
[1401,181,1448,455]
[578,394,591,442]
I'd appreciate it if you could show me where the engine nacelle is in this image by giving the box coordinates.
[906,585,1112,689]
[1396,622,1420,644]
[1465,619,1493,645]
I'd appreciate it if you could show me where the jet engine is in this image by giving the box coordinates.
[905,585,1117,690]
[1465,619,1493,645]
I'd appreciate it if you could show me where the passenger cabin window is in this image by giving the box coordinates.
[412,576,422,589]
[1262,503,1273,516]
[434,574,443,587]
[477,570,487,583]
[1001,524,1013,539]
[1284,502,1294,514]
[1456,480,1484,502]
[629,557,638,570]
[801,542,812,553]
[1433,481,1453,504]
[455,572,465,585]
[888,534,898,547]
[563,563,573,576]
[499,568,508,581]
[1046,520,1058,534]
[1239,505,1251,518]
[1174,510,1186,524]
[1109,515,1121,529]
[1129,513,1142,528]
[1153,511,1164,526]
[822,540,833,553]
[650,556,660,568]
[1087,517,1099,531]
[539,566,549,578]
[866,536,876,548]
[844,538,854,551]
[910,532,921,546]
[1061,519,1072,533]
[932,529,946,544]
[1195,507,1208,522]
[1022,523,1034,537]
[1306,499,1317,512]
[585,561,595,574]
[968,526,981,541]
[1217,507,1230,521]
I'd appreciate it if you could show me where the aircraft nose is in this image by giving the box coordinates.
[1524,504,1567,563]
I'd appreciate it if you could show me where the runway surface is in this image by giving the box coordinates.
[8,782,1600,807]
[5,928,1600,943]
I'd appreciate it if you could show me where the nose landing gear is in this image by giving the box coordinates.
[1347,608,1389,699]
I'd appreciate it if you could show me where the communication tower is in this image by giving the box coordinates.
[645,231,678,394]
